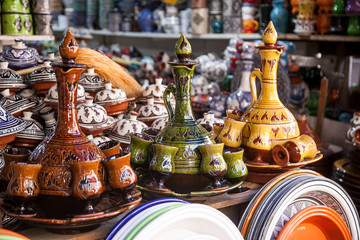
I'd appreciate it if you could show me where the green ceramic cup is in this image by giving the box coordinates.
[129,133,154,167]
[149,144,178,190]
[1,0,30,13]
[198,143,228,189]
[223,148,248,183]
[2,13,33,35]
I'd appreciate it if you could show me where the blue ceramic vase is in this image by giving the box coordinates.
[138,8,153,32]
[270,0,288,33]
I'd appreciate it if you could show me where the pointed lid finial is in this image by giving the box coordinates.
[58,29,79,64]
[175,34,192,62]
[263,21,277,46]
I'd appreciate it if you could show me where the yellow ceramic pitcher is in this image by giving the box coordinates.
[241,22,300,164]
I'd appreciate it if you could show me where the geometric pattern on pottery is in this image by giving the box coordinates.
[17,117,45,140]
[0,106,25,136]
[271,198,318,240]
[151,118,168,130]
[0,94,36,115]
[227,90,251,111]
[242,108,295,124]
[2,43,37,68]
[0,68,22,82]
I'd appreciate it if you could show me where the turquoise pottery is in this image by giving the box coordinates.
[223,148,248,183]
[270,0,288,33]
[1,0,30,13]
[155,34,214,193]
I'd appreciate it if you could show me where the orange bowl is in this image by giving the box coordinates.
[277,205,352,240]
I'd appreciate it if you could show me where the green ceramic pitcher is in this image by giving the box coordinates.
[155,34,213,192]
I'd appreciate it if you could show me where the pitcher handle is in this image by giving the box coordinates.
[250,68,262,106]
[164,84,176,121]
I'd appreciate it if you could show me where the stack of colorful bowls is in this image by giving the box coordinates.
[106,198,243,240]
[239,169,359,239]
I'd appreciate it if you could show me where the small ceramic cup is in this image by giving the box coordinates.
[103,152,137,202]
[217,117,246,148]
[198,143,228,190]
[98,140,121,158]
[1,147,31,185]
[70,160,104,213]
[149,144,178,191]
[129,133,154,168]
[7,162,42,216]
[223,148,248,183]
[212,122,224,142]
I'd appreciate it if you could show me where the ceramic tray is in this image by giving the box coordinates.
[137,181,245,202]
[245,152,323,173]
[2,189,142,234]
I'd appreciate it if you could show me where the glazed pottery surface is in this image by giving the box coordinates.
[223,149,248,181]
[98,140,121,158]
[28,31,106,218]
[218,117,246,148]
[270,0,288,33]
[103,152,137,190]
[0,89,36,117]
[70,160,104,199]
[0,61,26,91]
[2,40,37,68]
[1,147,31,183]
[7,162,41,197]
[241,22,300,164]
[155,34,213,179]
[1,0,30,13]
[129,133,154,167]
[2,13,32,36]
[79,67,105,93]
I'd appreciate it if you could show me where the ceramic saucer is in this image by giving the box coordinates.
[245,152,323,173]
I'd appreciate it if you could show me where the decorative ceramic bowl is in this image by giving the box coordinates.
[151,118,169,130]
[13,111,45,148]
[77,97,117,136]
[0,61,26,93]
[0,89,36,117]
[79,67,105,96]
[87,135,112,146]
[196,112,224,127]
[28,60,56,95]
[0,106,26,150]
[138,77,169,104]
[94,82,135,116]
[2,40,38,69]
[107,111,147,145]
[137,97,168,126]
[44,83,86,111]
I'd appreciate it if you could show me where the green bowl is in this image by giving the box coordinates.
[2,13,33,35]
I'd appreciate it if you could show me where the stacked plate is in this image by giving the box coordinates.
[332,157,360,213]
[106,198,243,240]
[239,169,360,240]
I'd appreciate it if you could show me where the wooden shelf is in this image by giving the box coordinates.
[0,35,55,42]
[53,28,360,42]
